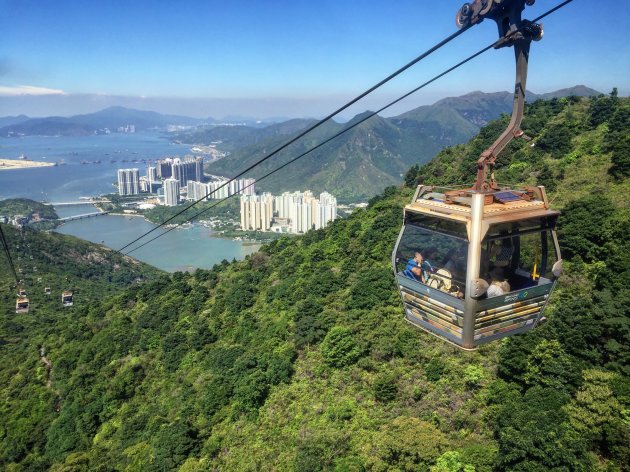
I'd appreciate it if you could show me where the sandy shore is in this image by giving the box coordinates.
[0,159,56,170]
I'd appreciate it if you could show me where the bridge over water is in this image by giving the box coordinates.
[48,199,111,206]
[58,211,110,222]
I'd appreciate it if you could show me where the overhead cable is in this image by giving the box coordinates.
[115,26,472,253]
[0,224,20,285]
[122,0,574,255]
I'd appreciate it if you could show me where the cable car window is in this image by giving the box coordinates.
[405,213,469,239]
[486,216,557,239]
[483,220,559,292]
[396,223,468,297]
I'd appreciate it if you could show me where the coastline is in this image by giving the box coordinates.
[0,158,56,170]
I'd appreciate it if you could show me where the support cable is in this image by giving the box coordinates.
[0,224,20,285]
[115,26,472,253]
[125,42,496,255]
[121,0,574,255]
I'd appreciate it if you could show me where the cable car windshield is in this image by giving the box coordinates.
[395,218,469,298]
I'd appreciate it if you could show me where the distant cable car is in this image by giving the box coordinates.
[392,0,561,350]
[16,297,30,314]
[62,291,74,307]
[44,287,51,295]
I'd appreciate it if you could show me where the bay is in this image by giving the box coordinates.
[0,132,188,202]
[56,213,259,272]
[0,132,261,272]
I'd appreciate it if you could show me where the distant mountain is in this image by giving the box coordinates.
[531,85,601,101]
[431,85,601,127]
[0,115,30,128]
[206,111,465,201]
[0,106,211,137]
[204,86,603,201]
[173,118,319,153]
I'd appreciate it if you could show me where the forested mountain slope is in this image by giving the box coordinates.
[203,88,600,202]
[1,93,628,471]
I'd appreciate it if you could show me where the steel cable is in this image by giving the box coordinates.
[121,0,574,255]
[115,26,473,253]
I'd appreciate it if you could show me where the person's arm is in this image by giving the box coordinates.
[411,265,425,283]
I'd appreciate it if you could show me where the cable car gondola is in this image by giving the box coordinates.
[392,0,562,350]
[16,297,30,314]
[62,291,74,307]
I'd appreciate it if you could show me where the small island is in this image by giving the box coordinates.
[0,158,57,170]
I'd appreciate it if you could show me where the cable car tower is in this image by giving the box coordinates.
[393,0,562,350]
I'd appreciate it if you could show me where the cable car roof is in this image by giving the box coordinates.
[405,185,559,221]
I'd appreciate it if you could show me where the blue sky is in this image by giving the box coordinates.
[0,0,628,118]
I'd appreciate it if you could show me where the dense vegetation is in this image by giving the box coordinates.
[0,93,628,471]
[0,198,58,222]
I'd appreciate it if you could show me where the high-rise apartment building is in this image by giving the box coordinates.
[156,159,172,179]
[187,181,210,201]
[117,168,140,196]
[171,156,203,187]
[241,190,336,233]
[139,176,150,193]
[147,166,158,185]
[205,178,255,200]
[240,193,273,231]
[163,178,180,206]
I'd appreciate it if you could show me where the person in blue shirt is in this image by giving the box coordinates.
[405,252,426,283]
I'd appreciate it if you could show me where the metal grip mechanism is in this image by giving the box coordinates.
[455,0,543,191]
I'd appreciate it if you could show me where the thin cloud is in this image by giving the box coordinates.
[0,85,67,96]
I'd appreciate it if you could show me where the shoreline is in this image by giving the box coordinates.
[68,205,264,245]
[0,159,56,170]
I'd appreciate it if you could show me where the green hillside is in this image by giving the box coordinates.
[1,93,628,471]
[204,88,601,202]
[207,113,463,202]
[0,199,58,221]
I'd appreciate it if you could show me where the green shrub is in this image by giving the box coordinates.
[321,327,363,368]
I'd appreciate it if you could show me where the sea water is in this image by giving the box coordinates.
[0,132,260,271]
[0,132,188,202]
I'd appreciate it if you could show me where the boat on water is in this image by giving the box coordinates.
[18,153,28,160]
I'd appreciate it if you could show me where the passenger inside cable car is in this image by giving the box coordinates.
[395,214,469,299]
[480,217,559,294]
[395,214,559,299]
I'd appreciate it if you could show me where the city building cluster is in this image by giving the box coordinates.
[117,157,258,208]
[188,178,256,202]
[240,190,337,234]
[117,156,204,202]
[115,159,338,235]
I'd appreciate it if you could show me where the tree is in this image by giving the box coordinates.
[494,386,591,471]
[321,327,363,368]
[373,372,398,403]
[431,451,475,472]
[523,340,580,392]
[565,369,627,461]
[367,417,448,471]
[558,195,617,262]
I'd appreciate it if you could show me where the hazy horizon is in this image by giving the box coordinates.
[1,1,628,120]
[0,85,610,122]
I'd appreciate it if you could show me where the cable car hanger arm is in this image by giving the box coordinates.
[457,0,543,191]
[475,21,542,191]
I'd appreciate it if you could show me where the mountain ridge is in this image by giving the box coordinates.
[205,86,602,201]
